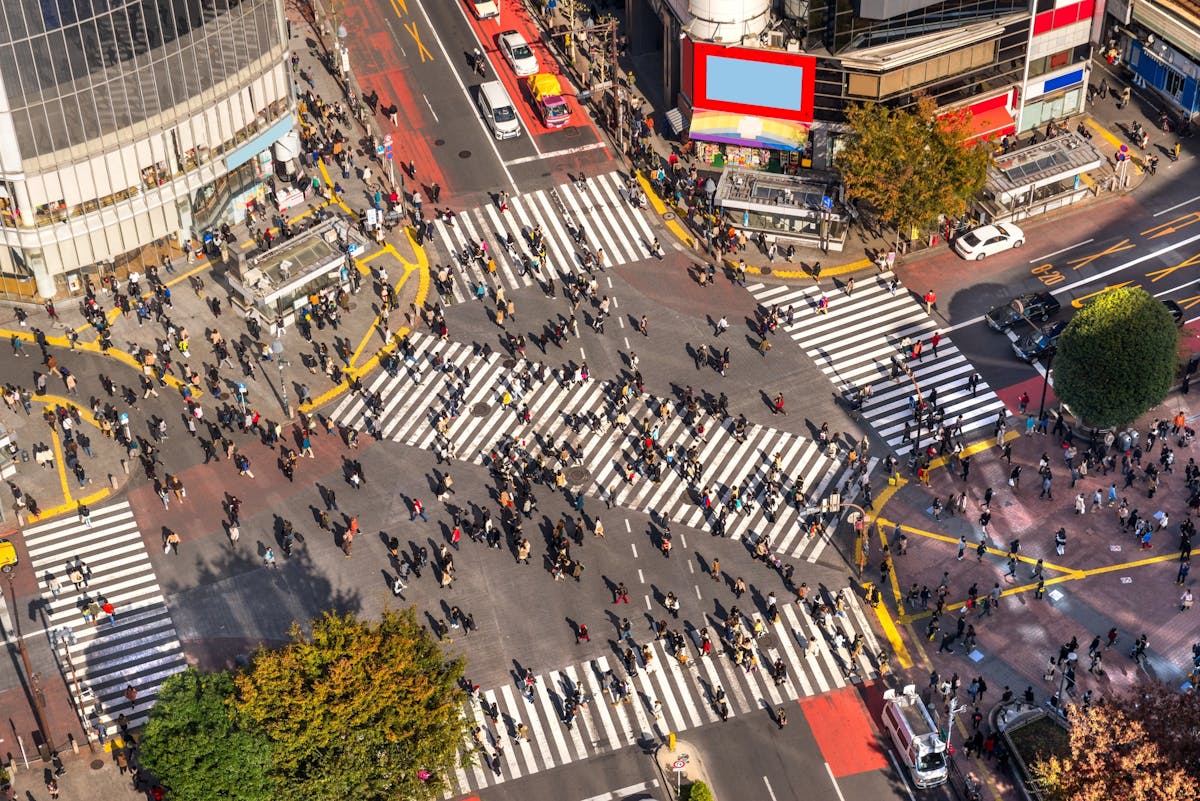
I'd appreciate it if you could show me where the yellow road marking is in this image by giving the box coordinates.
[635,171,695,249]
[403,22,434,62]
[348,254,407,368]
[50,430,73,507]
[35,395,102,429]
[0,329,197,397]
[1146,251,1200,282]
[872,600,913,669]
[1142,211,1200,239]
[300,228,430,412]
[36,487,112,524]
[1066,238,1135,272]
[1070,281,1135,308]
[1085,118,1143,174]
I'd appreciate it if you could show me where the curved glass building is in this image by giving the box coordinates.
[0,0,295,298]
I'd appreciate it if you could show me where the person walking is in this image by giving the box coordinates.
[773,393,787,415]
[576,623,590,643]
[411,497,428,521]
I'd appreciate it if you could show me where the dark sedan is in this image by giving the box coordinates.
[1013,319,1068,362]
[985,292,1062,332]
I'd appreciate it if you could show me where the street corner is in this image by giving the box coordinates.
[993,375,1057,420]
[655,741,715,797]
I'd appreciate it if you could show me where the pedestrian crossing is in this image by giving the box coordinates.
[445,589,884,797]
[21,500,187,733]
[430,171,659,303]
[749,273,1007,455]
[330,331,844,560]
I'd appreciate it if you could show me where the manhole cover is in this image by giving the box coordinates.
[219,393,229,401]
[663,212,675,221]
[471,402,491,416]
[760,266,772,276]
[435,138,446,146]
[458,150,472,159]
[565,466,590,485]
[90,759,105,770]
[564,127,581,139]
[502,358,517,368]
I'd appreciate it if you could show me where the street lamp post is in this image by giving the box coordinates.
[272,339,290,418]
[5,571,53,758]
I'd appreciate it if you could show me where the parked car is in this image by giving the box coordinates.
[1164,299,1184,326]
[470,0,499,18]
[1013,319,1068,362]
[498,30,538,76]
[985,291,1061,332]
[954,223,1025,260]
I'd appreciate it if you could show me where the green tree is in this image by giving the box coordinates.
[686,780,716,801]
[836,96,990,240]
[1031,683,1198,801]
[1054,286,1178,428]
[140,668,274,801]
[235,608,469,801]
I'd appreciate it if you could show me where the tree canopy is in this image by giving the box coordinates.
[1031,682,1200,801]
[235,608,470,801]
[836,96,990,237]
[1054,286,1179,428]
[139,609,469,801]
[139,668,274,801]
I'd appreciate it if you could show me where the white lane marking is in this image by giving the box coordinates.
[1028,238,1093,263]
[1153,194,1200,217]
[763,776,780,801]
[425,0,521,189]
[505,141,609,166]
[824,762,849,801]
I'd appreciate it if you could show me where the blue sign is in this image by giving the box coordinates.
[236,382,247,394]
[822,195,833,211]
[385,145,393,161]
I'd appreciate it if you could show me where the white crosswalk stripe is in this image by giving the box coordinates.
[749,273,1007,455]
[443,591,881,797]
[429,171,656,303]
[20,500,187,732]
[332,331,839,558]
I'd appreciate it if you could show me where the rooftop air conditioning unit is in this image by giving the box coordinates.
[767,29,786,48]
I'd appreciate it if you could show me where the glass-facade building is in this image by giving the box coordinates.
[0,0,295,298]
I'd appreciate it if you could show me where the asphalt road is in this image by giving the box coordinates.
[902,182,1200,397]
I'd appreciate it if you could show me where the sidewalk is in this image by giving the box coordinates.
[874,389,1200,798]
[3,745,143,801]
[0,0,432,528]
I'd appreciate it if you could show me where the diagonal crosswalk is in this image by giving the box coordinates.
[330,332,843,560]
[430,171,658,303]
[21,500,187,732]
[444,590,883,797]
[749,273,1006,455]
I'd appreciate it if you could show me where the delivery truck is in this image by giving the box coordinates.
[527,73,571,128]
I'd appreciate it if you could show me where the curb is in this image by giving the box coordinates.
[635,172,877,282]
[654,739,717,800]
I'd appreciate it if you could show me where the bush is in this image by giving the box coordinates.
[1054,287,1178,429]
[685,780,715,801]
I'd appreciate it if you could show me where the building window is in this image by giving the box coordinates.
[1165,68,1184,99]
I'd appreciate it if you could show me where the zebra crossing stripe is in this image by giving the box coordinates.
[749,273,1006,454]
[334,332,841,558]
[21,501,185,729]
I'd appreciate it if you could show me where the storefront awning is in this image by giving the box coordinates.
[689,109,810,151]
[962,106,1016,143]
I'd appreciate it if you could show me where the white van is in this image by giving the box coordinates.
[881,685,948,789]
[477,80,521,140]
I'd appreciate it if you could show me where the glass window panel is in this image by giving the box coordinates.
[0,46,23,108]
[29,36,56,93]
[64,24,92,82]
[46,29,74,87]
[13,108,37,157]
[81,83,106,139]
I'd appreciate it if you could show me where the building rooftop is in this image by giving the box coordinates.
[988,132,1104,193]
[714,166,843,214]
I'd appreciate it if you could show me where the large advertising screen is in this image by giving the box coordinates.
[689,41,816,123]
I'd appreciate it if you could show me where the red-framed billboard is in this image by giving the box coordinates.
[685,40,816,124]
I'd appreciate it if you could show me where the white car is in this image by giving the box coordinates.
[471,0,498,19]
[953,223,1025,260]
[498,30,538,76]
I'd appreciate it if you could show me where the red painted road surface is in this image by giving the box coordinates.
[799,685,890,778]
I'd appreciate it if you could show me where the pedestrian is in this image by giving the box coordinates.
[411,497,428,521]
[576,623,590,643]
[773,393,786,415]
[164,529,181,554]
[957,536,967,561]
[124,684,138,709]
